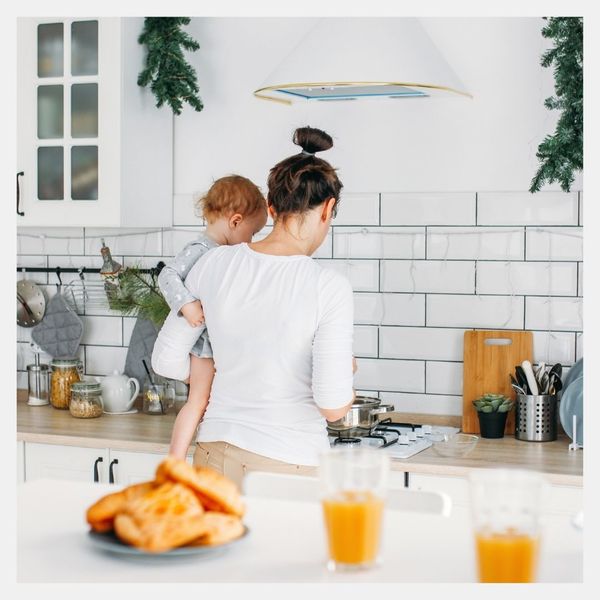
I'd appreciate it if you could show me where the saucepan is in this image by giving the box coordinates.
[327,396,394,437]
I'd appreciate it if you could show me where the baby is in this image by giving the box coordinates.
[152,175,268,459]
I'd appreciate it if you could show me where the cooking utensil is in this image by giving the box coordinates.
[550,374,563,395]
[521,360,539,396]
[511,382,526,395]
[534,362,545,387]
[17,279,46,327]
[462,330,533,434]
[327,396,393,435]
[514,366,529,394]
[142,359,164,414]
[539,372,550,395]
[559,375,583,446]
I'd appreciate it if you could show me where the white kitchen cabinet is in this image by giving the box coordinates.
[17,441,25,484]
[24,442,109,483]
[17,17,172,227]
[23,441,193,484]
[407,471,582,515]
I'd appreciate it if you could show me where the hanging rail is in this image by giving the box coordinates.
[16,263,166,277]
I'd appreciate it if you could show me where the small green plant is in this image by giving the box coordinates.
[472,393,514,414]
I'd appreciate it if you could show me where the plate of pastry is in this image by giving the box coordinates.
[86,457,248,556]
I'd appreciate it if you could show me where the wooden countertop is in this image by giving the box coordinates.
[16,391,582,485]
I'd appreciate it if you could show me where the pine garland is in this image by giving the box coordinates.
[107,267,170,328]
[530,17,583,193]
[137,17,204,115]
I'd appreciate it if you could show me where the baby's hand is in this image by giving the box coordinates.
[180,300,205,327]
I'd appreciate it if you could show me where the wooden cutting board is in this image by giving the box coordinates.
[462,330,533,434]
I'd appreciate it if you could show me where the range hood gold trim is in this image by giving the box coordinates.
[254,81,473,104]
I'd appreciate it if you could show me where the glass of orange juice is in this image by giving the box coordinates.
[319,447,390,572]
[469,468,543,583]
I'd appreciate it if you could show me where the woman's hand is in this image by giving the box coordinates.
[180,300,205,327]
[352,357,358,374]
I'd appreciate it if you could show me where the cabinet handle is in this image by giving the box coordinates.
[16,171,25,216]
[109,458,119,484]
[404,472,410,488]
[93,456,104,482]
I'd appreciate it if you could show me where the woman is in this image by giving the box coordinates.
[175,126,355,488]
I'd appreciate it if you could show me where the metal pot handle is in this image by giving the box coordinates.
[371,404,394,415]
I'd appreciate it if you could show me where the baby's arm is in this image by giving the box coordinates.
[168,356,215,460]
[158,241,211,322]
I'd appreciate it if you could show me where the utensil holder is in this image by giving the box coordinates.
[515,394,557,442]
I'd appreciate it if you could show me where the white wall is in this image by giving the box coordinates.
[173,17,582,195]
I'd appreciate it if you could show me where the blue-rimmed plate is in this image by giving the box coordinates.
[88,526,249,557]
[559,375,583,446]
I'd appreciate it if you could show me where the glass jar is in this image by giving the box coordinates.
[50,358,82,409]
[70,381,103,418]
[27,363,50,406]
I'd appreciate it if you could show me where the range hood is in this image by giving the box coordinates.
[254,18,471,104]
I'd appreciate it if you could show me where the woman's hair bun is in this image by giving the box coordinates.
[293,126,333,154]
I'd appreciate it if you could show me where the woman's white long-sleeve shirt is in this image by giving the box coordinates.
[184,242,354,466]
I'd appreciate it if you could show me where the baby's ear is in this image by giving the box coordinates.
[229,213,243,228]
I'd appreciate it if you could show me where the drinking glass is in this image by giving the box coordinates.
[469,468,543,582]
[319,447,389,572]
[142,382,167,415]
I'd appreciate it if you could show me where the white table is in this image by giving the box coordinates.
[17,479,582,583]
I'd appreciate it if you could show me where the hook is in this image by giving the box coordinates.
[78,266,85,281]
[55,266,62,288]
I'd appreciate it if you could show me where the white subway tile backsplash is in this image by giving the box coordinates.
[17,371,28,390]
[381,260,475,294]
[577,263,582,297]
[85,345,129,376]
[84,228,163,256]
[354,293,425,326]
[355,358,424,393]
[380,392,463,416]
[427,295,524,329]
[17,325,32,343]
[334,227,425,259]
[525,297,583,332]
[17,256,48,284]
[477,262,577,296]
[381,193,476,226]
[335,193,380,226]
[427,227,524,260]
[532,331,576,366]
[162,227,204,256]
[316,260,379,292]
[576,332,583,361]
[478,192,578,226]
[313,232,333,259]
[17,228,85,255]
[379,327,466,361]
[426,362,463,395]
[526,227,583,261]
[80,316,123,346]
[353,326,378,358]
[47,255,109,284]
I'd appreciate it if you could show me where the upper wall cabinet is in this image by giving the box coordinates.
[17,18,173,227]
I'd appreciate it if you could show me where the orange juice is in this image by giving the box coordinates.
[476,530,539,583]
[322,490,384,566]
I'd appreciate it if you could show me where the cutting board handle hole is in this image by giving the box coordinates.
[484,338,513,346]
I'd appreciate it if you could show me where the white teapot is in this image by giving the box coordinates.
[100,370,140,413]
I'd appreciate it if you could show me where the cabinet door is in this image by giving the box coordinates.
[24,442,108,483]
[17,441,25,484]
[107,449,195,485]
[408,472,470,507]
[17,17,121,226]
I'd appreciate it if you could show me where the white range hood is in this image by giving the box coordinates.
[254,18,471,104]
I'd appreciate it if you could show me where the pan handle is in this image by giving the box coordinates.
[17,171,25,216]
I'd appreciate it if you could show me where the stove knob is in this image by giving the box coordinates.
[408,431,417,441]
[414,427,424,438]
[398,434,410,445]
[422,425,433,435]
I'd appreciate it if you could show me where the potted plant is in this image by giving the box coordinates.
[472,394,514,439]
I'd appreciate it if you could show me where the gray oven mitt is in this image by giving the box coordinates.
[31,293,83,359]
[124,317,160,384]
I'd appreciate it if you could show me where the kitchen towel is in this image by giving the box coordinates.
[31,293,83,358]
[124,317,160,385]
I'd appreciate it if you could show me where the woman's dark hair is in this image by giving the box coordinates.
[267,126,343,219]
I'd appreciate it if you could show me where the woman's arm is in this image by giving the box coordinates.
[312,270,355,422]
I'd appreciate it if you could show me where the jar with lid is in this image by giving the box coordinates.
[70,381,104,418]
[50,358,82,409]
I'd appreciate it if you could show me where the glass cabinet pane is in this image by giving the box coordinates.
[71,146,98,200]
[38,147,64,200]
[71,84,98,138]
[37,85,64,139]
[71,21,98,76]
[38,23,64,77]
